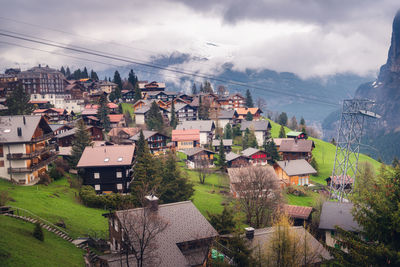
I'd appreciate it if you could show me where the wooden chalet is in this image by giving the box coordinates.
[171,129,200,150]
[235,107,263,121]
[286,131,308,140]
[278,139,315,162]
[241,148,270,165]
[130,130,169,155]
[226,152,249,168]
[56,126,103,147]
[274,159,317,186]
[284,204,313,226]
[33,108,67,122]
[108,114,126,128]
[107,127,140,144]
[212,139,233,152]
[138,81,166,92]
[121,90,135,102]
[181,147,215,169]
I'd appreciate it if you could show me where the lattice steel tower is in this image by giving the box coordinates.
[330,99,380,202]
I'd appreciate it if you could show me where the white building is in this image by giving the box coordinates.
[176,120,215,145]
[30,93,84,113]
[240,120,271,146]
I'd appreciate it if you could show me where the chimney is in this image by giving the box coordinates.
[17,127,22,137]
[145,195,159,211]
[23,116,26,125]
[245,227,255,239]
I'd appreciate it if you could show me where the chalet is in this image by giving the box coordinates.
[226,152,249,168]
[212,139,233,152]
[284,204,313,226]
[170,103,197,122]
[33,108,67,122]
[176,93,193,102]
[167,97,190,106]
[0,115,57,184]
[272,138,292,150]
[101,199,218,267]
[130,130,169,155]
[64,81,85,99]
[171,129,200,150]
[279,139,315,162]
[85,116,101,127]
[48,124,73,136]
[190,93,220,111]
[181,147,215,169]
[108,114,126,128]
[138,81,166,92]
[218,93,245,110]
[286,131,308,139]
[325,175,354,190]
[121,90,135,102]
[107,127,140,144]
[77,145,135,194]
[319,202,361,249]
[98,81,117,94]
[56,126,103,147]
[81,108,98,125]
[240,120,271,146]
[235,107,263,121]
[144,90,177,102]
[88,90,108,103]
[275,159,317,186]
[29,100,50,109]
[132,99,167,112]
[107,102,119,114]
[134,105,169,125]
[176,120,215,145]
[210,109,239,129]
[241,147,270,165]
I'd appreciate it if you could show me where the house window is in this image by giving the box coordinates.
[0,145,3,157]
[116,172,122,178]
[94,172,100,179]
[0,160,4,167]
[117,184,123,190]
[95,184,100,190]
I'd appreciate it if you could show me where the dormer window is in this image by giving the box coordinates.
[104,158,110,162]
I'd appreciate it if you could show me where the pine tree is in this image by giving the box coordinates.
[133,83,142,102]
[5,84,33,115]
[310,157,318,176]
[70,119,92,167]
[60,66,66,76]
[146,101,164,132]
[113,70,123,89]
[128,69,138,88]
[289,115,298,130]
[191,83,197,95]
[82,67,89,78]
[90,70,99,80]
[245,111,253,121]
[300,117,305,126]
[33,222,44,241]
[264,139,280,163]
[169,100,177,129]
[278,112,288,126]
[248,130,258,148]
[279,125,286,138]
[65,67,71,78]
[245,89,254,108]
[203,81,213,93]
[97,94,111,132]
[218,138,227,170]
[199,83,204,93]
[242,128,250,149]
[198,96,210,120]
[224,123,233,139]
[207,206,235,234]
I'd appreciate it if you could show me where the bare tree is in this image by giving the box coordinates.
[194,157,210,184]
[256,97,267,112]
[288,116,298,130]
[231,166,283,228]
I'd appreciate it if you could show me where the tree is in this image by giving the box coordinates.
[203,80,213,93]
[191,83,197,95]
[242,128,258,149]
[60,66,66,75]
[224,123,233,139]
[82,67,88,78]
[331,138,336,146]
[217,85,227,96]
[33,222,44,241]
[65,67,71,78]
[97,94,111,132]
[278,125,286,138]
[128,69,138,88]
[277,112,288,126]
[70,119,92,167]
[309,157,318,176]
[113,70,123,89]
[256,97,267,111]
[289,116,297,130]
[218,138,227,171]
[169,100,177,129]
[264,139,280,163]
[232,124,241,138]
[299,117,305,127]
[245,89,254,108]
[245,111,253,121]
[198,96,210,120]
[230,166,282,228]
[207,206,235,235]
[194,157,210,184]
[90,69,99,80]
[133,83,142,102]
[146,102,164,132]
[5,84,33,115]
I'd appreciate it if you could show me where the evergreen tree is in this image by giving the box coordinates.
[198,96,210,120]
[245,111,253,121]
[70,119,92,167]
[232,124,241,137]
[82,67,89,78]
[207,206,235,235]
[113,70,123,89]
[169,99,177,129]
[33,222,44,241]
[191,83,197,95]
[146,101,164,132]
[65,67,71,78]
[97,94,111,132]
[128,69,138,88]
[243,128,258,149]
[278,112,288,126]
[218,138,227,170]
[245,89,254,108]
[300,117,305,126]
[90,69,99,80]
[278,125,286,138]
[160,152,194,203]
[264,139,280,163]
[5,84,33,115]
[310,157,318,176]
[199,83,204,93]
[60,66,66,76]
[289,115,298,130]
[133,83,142,102]
[224,123,233,139]
[248,131,258,148]
[331,138,336,146]
[203,80,213,93]
[301,125,307,134]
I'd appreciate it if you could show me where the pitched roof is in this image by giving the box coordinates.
[77,145,135,167]
[240,120,270,131]
[241,147,262,157]
[227,165,277,184]
[276,159,317,176]
[212,139,233,147]
[279,139,314,153]
[226,152,242,162]
[112,201,218,267]
[171,129,200,142]
[235,107,262,115]
[130,130,167,141]
[210,109,238,120]
[181,147,215,157]
[284,204,313,220]
[108,114,124,123]
[286,131,304,137]
[81,109,98,116]
[272,138,292,146]
[176,120,215,132]
[107,127,140,138]
[319,202,361,231]
[0,115,52,143]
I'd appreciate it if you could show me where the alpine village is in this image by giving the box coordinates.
[1,5,400,267]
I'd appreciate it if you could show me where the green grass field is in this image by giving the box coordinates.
[120,102,134,118]
[0,177,108,238]
[0,215,84,267]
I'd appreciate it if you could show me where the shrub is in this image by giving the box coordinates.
[33,222,44,241]
[38,172,52,185]
[0,191,10,206]
[79,186,135,209]
[49,166,64,180]
[68,175,82,189]
[286,185,308,196]
[54,158,70,172]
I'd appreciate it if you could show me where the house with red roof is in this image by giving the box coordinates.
[108,114,126,128]
[33,108,67,122]
[171,129,200,150]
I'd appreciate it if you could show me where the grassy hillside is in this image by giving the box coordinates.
[267,119,381,184]
[0,177,108,238]
[120,103,134,118]
[0,216,84,267]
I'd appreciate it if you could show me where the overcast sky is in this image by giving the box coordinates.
[0,0,398,79]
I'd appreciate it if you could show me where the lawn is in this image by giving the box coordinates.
[120,102,134,118]
[0,215,84,267]
[0,177,108,238]
[285,191,319,206]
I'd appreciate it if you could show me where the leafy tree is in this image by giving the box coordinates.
[191,83,197,95]
[245,111,253,121]
[245,89,254,108]
[128,69,138,88]
[289,115,297,130]
[146,102,164,132]
[133,83,142,102]
[218,138,227,170]
[264,139,280,163]
[97,94,111,132]
[33,222,44,241]
[90,69,99,80]
[224,123,233,139]
[160,152,194,203]
[5,84,33,115]
[70,119,92,167]
[207,206,235,235]
[278,112,288,126]
[169,100,177,129]
[278,125,286,138]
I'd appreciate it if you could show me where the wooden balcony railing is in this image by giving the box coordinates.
[8,153,58,174]
[7,144,56,160]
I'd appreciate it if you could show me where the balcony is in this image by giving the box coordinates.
[8,153,58,174]
[7,144,56,160]
[31,132,54,143]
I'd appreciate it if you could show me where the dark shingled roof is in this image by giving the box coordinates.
[0,115,52,143]
[176,120,215,132]
[319,202,361,231]
[111,201,218,267]
[212,139,233,147]
[279,139,314,153]
[181,147,215,157]
[130,130,168,141]
[284,204,313,220]
[276,159,317,176]
[241,147,262,157]
[240,120,270,131]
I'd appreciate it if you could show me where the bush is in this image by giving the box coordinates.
[38,172,52,185]
[0,191,10,206]
[33,222,44,241]
[68,175,82,189]
[286,185,308,196]
[49,166,64,181]
[79,186,135,209]
[54,158,70,172]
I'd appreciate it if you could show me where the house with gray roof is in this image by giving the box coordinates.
[225,152,249,168]
[240,120,271,146]
[279,139,315,162]
[169,103,197,122]
[212,139,233,152]
[130,130,168,154]
[319,202,361,248]
[101,199,218,267]
[0,115,57,184]
[176,120,215,145]
[210,109,239,129]
[180,147,215,168]
[134,104,170,125]
[275,159,317,186]
[241,147,270,165]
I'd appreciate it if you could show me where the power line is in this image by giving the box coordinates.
[0,30,339,107]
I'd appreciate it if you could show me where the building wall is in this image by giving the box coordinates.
[135,114,145,125]
[80,166,132,194]
[177,141,195,150]
[199,132,208,145]
[254,131,266,146]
